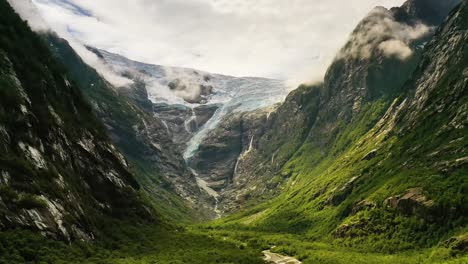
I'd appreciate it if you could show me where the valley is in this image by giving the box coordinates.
[0,0,467,263]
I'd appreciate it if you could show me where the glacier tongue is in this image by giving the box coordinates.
[91,49,289,160]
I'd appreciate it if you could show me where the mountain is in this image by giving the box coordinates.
[43,33,214,220]
[85,48,290,158]
[1,0,467,262]
[0,1,267,263]
[187,0,463,214]
[209,0,467,258]
[80,47,291,217]
[0,0,154,242]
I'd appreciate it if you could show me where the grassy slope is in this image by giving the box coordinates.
[198,2,468,263]
[199,97,467,263]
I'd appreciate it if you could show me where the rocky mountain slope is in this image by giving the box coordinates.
[75,46,292,217]
[192,0,463,215]
[0,2,273,263]
[43,33,215,220]
[0,0,154,241]
[214,0,466,255]
[85,48,290,158]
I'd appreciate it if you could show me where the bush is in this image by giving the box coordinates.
[17,194,47,210]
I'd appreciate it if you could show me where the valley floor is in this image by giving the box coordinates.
[1,221,467,263]
[190,226,468,264]
[0,224,263,264]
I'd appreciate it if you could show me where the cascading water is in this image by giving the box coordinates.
[184,108,198,134]
[90,48,291,204]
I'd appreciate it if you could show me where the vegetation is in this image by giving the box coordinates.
[193,3,468,263]
[43,33,202,222]
[0,224,263,264]
[0,0,466,263]
[193,226,468,264]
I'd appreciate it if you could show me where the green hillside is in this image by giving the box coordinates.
[201,1,468,263]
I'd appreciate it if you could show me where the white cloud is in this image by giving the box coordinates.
[338,7,431,61]
[28,0,405,86]
[8,0,133,87]
[379,39,413,60]
[7,0,49,31]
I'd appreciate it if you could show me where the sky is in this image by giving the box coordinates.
[21,0,406,85]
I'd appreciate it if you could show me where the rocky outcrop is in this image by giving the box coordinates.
[393,0,460,25]
[444,235,468,254]
[384,188,434,216]
[189,113,243,191]
[152,103,219,147]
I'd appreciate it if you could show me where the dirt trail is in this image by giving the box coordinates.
[262,250,302,264]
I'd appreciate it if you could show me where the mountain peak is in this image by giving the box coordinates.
[393,0,461,25]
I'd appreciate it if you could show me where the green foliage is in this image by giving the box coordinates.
[17,194,46,210]
[0,224,264,264]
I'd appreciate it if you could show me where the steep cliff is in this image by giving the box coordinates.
[43,34,214,220]
[0,0,154,241]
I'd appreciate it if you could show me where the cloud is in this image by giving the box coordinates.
[7,0,49,31]
[68,42,133,87]
[338,6,431,61]
[378,39,412,60]
[8,0,132,87]
[28,0,405,86]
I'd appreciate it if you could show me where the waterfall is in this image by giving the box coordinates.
[233,136,255,177]
[183,106,227,160]
[184,108,198,134]
[161,120,170,134]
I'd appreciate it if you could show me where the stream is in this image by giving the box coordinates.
[262,250,302,264]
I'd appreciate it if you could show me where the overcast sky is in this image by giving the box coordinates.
[29,0,406,85]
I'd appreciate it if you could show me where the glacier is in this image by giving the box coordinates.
[91,49,290,160]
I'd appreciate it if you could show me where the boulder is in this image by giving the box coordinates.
[384,188,434,216]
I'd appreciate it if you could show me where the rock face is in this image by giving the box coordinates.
[394,0,460,25]
[189,107,276,192]
[45,34,215,220]
[152,103,219,147]
[189,114,243,191]
[0,0,153,241]
[384,188,434,216]
[190,85,321,212]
